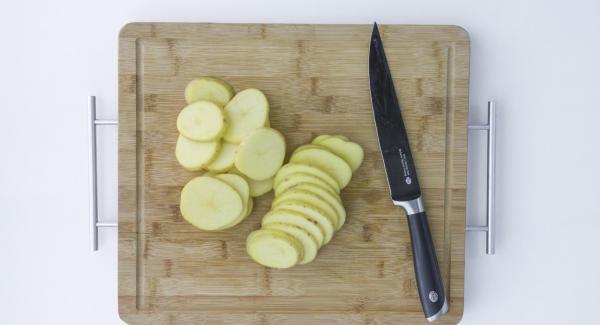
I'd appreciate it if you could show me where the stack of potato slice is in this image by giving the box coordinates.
[247,135,364,268]
[176,78,286,231]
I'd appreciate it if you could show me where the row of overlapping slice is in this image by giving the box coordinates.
[247,135,364,268]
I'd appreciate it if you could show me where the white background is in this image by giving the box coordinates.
[1,0,599,324]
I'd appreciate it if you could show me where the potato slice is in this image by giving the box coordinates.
[206,142,237,172]
[230,168,274,197]
[290,148,352,189]
[291,143,325,155]
[312,134,349,144]
[223,89,269,143]
[180,176,243,231]
[289,183,346,230]
[245,198,254,217]
[273,189,339,232]
[177,101,227,141]
[235,128,286,181]
[175,135,220,171]
[184,77,235,106]
[317,137,364,172]
[247,228,303,269]
[264,223,318,264]
[215,173,250,210]
[274,163,340,193]
[248,177,274,197]
[262,210,325,247]
[273,200,335,244]
[219,197,253,230]
[274,172,339,196]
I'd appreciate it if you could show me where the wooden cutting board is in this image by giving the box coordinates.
[118,23,469,325]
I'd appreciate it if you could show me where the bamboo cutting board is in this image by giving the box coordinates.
[119,23,469,324]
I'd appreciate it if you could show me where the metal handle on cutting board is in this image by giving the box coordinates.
[88,96,118,251]
[466,101,496,255]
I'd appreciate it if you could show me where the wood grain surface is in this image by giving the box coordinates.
[118,23,469,325]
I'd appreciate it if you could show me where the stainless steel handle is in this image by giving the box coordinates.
[466,101,496,255]
[88,96,118,251]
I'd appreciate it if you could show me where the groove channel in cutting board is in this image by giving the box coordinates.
[119,23,469,325]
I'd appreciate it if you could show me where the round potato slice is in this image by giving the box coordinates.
[215,173,250,210]
[317,137,364,172]
[223,89,269,143]
[219,197,253,230]
[290,148,352,189]
[180,176,243,231]
[273,200,335,244]
[274,172,339,196]
[264,223,318,264]
[312,134,349,144]
[177,101,226,141]
[292,143,326,155]
[289,183,346,229]
[175,135,220,171]
[245,198,254,217]
[235,128,286,181]
[262,209,325,247]
[247,228,303,269]
[273,188,339,231]
[206,142,237,172]
[274,163,340,193]
[184,77,235,106]
[230,168,274,197]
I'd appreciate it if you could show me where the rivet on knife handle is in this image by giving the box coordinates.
[88,96,118,252]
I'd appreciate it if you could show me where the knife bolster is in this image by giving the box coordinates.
[394,196,425,215]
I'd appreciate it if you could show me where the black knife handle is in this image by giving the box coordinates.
[407,211,448,322]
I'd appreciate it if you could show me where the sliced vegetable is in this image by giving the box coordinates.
[273,200,335,244]
[223,89,269,143]
[235,128,286,181]
[290,147,352,189]
[247,228,303,269]
[215,173,250,212]
[292,143,326,155]
[274,172,339,196]
[177,101,227,142]
[273,188,339,232]
[175,135,220,171]
[180,176,243,231]
[262,209,325,247]
[312,134,349,144]
[287,183,346,229]
[206,142,237,172]
[184,77,235,107]
[264,223,318,264]
[230,168,274,197]
[317,137,364,172]
[274,163,340,193]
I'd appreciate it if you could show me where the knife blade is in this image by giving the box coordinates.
[368,23,448,322]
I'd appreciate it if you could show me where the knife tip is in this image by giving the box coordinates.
[371,22,380,38]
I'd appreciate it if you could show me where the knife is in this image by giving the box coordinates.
[368,23,448,322]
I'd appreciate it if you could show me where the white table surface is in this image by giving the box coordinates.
[1,0,599,324]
